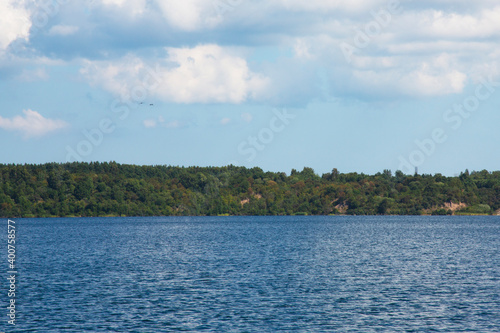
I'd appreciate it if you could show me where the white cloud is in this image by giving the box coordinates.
[352,56,467,97]
[220,117,231,125]
[293,38,314,60]
[80,55,144,98]
[15,68,49,82]
[100,0,146,16]
[280,5,499,99]
[5,0,500,105]
[143,119,157,128]
[97,0,222,30]
[278,0,386,12]
[75,0,500,102]
[469,62,500,84]
[401,67,467,96]
[0,109,68,138]
[48,25,79,36]
[158,45,270,103]
[418,7,500,39]
[143,116,182,129]
[157,0,221,31]
[0,0,31,51]
[81,44,270,104]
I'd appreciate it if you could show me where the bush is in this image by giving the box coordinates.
[431,209,452,215]
[457,204,492,215]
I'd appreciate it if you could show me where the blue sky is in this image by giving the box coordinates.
[1,0,499,176]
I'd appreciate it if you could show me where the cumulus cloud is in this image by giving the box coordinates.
[282,4,500,99]
[100,0,147,17]
[352,67,466,97]
[349,53,467,97]
[278,0,387,12]
[97,0,222,30]
[0,0,31,51]
[81,44,270,104]
[293,38,315,60]
[48,25,79,36]
[5,0,500,104]
[157,45,270,103]
[0,109,69,138]
[156,0,222,31]
[420,7,500,38]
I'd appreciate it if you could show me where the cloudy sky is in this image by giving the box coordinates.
[1,0,499,175]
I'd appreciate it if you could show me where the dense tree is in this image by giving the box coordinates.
[0,163,499,217]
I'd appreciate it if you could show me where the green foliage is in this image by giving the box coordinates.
[431,209,452,216]
[377,199,390,215]
[457,204,492,215]
[0,163,499,217]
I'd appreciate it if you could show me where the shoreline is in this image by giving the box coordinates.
[4,213,497,219]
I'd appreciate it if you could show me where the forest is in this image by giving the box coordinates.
[1,162,499,218]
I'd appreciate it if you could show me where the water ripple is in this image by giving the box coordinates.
[4,216,499,332]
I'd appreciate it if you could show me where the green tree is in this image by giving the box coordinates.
[74,176,93,200]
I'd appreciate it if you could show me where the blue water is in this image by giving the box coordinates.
[2,216,499,332]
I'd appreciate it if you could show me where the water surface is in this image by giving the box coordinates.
[3,216,500,332]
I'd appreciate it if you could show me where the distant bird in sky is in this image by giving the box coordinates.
[137,102,154,107]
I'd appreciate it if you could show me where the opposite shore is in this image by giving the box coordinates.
[1,162,500,218]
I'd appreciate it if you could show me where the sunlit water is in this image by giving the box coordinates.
[3,216,499,332]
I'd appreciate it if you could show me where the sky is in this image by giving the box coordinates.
[1,0,499,176]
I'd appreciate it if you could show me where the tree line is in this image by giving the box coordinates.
[1,162,499,218]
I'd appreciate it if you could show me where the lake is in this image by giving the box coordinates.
[3,216,500,332]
